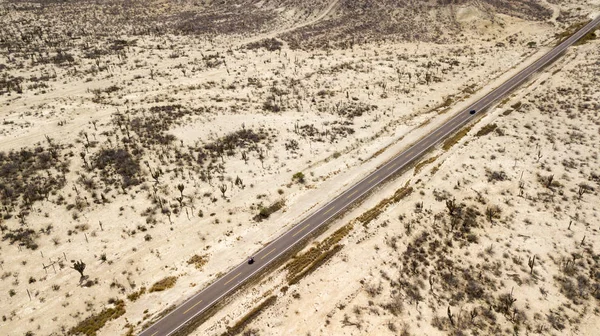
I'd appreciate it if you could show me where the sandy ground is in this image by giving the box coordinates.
[192,22,600,336]
[0,2,598,336]
[195,34,600,335]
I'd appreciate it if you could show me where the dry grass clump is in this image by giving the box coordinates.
[253,200,285,222]
[414,156,439,175]
[127,287,146,302]
[221,296,277,336]
[357,183,413,226]
[442,124,475,151]
[475,123,498,137]
[68,299,126,336]
[187,255,209,270]
[149,276,178,293]
[244,38,284,51]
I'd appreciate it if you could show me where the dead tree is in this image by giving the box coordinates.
[445,199,458,217]
[71,260,86,281]
[485,205,500,223]
[470,308,478,322]
[177,184,185,198]
[528,255,536,274]
[235,176,244,189]
[219,184,228,197]
[544,175,554,188]
[257,147,266,169]
[577,183,591,200]
[151,169,162,184]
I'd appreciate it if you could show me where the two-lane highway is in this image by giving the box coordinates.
[140,15,600,336]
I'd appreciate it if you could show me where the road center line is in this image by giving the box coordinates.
[323,207,334,215]
[182,300,203,315]
[387,163,397,171]
[151,332,158,336]
[346,189,359,199]
[260,248,276,260]
[224,273,242,286]
[368,175,379,183]
[292,224,310,237]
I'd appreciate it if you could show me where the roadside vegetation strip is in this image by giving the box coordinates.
[288,244,344,286]
[417,118,432,128]
[287,182,414,285]
[511,101,522,111]
[285,223,354,282]
[555,20,591,45]
[475,123,498,137]
[576,25,598,45]
[436,96,455,115]
[442,123,476,151]
[220,296,278,336]
[68,299,126,336]
[356,182,413,227]
[414,155,439,175]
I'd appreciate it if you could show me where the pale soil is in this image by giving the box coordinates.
[0,2,598,336]
[200,26,600,336]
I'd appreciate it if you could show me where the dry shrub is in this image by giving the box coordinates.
[187,254,209,270]
[68,299,126,336]
[149,276,177,293]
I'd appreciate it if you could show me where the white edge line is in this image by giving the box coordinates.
[142,16,600,336]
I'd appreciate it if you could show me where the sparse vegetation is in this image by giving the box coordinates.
[475,123,498,137]
[442,124,475,151]
[254,200,285,222]
[357,183,413,226]
[0,1,597,335]
[187,255,209,270]
[127,287,146,302]
[292,172,305,184]
[149,276,178,293]
[414,156,439,175]
[68,299,126,336]
[285,224,353,284]
[221,296,277,336]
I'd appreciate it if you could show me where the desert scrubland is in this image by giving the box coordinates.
[0,0,598,335]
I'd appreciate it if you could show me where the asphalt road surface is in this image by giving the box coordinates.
[139,15,600,336]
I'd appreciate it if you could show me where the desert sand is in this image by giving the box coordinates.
[0,1,598,336]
